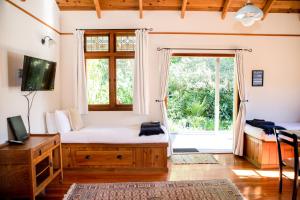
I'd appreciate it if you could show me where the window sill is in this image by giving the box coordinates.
[88,105,133,111]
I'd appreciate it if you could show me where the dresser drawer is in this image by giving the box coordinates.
[74,150,134,166]
[33,136,60,159]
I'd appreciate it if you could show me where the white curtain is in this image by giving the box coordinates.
[75,30,88,115]
[233,50,247,156]
[133,29,149,115]
[159,49,172,129]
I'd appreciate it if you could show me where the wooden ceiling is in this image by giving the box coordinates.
[56,0,300,19]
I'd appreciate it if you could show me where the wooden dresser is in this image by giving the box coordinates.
[0,134,63,200]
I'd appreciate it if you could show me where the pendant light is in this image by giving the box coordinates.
[235,0,264,27]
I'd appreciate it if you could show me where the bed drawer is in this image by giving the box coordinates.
[74,150,134,167]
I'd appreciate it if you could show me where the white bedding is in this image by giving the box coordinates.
[245,122,300,141]
[60,125,169,144]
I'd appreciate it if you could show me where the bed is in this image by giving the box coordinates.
[244,123,300,169]
[60,125,169,173]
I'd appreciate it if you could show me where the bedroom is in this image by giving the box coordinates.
[0,0,300,199]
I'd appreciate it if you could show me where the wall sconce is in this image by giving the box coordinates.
[41,36,54,46]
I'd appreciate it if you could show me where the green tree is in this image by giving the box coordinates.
[168,57,234,132]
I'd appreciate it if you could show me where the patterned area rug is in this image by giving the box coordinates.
[64,179,243,200]
[171,154,218,164]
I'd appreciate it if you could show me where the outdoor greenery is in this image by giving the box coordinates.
[87,59,109,104]
[116,59,134,104]
[87,58,134,105]
[168,57,234,132]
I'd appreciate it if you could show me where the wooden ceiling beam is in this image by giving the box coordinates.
[93,0,101,18]
[56,0,300,14]
[139,0,143,18]
[221,0,231,19]
[181,0,188,18]
[262,0,276,20]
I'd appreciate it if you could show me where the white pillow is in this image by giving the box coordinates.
[55,110,71,134]
[68,108,84,131]
[46,112,57,133]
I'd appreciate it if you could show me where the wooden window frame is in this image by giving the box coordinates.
[85,30,135,111]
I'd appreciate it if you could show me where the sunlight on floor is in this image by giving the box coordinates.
[232,170,260,178]
[232,169,295,179]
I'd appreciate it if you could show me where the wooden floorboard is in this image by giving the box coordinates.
[42,154,295,200]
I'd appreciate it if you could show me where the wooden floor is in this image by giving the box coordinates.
[42,154,295,200]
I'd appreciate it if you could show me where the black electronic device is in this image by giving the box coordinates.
[7,116,29,142]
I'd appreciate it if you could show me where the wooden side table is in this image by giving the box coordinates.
[0,133,63,200]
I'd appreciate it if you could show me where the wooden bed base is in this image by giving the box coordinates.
[62,143,168,173]
[244,133,293,169]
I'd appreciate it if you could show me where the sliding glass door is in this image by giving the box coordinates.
[168,55,235,134]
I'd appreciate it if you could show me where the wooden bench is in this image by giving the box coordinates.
[244,133,293,169]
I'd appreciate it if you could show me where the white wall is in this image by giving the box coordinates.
[60,11,300,126]
[0,0,61,143]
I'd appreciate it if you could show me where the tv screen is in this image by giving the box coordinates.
[21,55,56,91]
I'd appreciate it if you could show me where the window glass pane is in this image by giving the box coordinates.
[116,59,134,104]
[219,57,235,130]
[86,59,109,104]
[168,57,216,132]
[85,36,109,52]
[116,35,136,51]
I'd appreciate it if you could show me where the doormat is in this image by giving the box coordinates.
[171,154,218,164]
[173,148,199,153]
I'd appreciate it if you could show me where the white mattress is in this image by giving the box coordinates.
[245,122,300,141]
[60,125,169,144]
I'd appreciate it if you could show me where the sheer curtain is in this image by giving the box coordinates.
[133,29,149,115]
[75,30,88,115]
[233,50,247,156]
[159,49,172,129]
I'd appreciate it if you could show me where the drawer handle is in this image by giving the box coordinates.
[54,140,57,145]
[39,149,42,156]
[85,155,91,160]
[116,155,123,160]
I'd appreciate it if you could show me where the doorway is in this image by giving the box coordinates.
[168,54,236,153]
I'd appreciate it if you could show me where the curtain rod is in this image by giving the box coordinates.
[157,47,252,52]
[76,28,153,31]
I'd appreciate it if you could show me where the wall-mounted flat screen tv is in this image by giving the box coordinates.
[21,55,56,91]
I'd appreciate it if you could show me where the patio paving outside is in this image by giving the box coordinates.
[170,131,233,153]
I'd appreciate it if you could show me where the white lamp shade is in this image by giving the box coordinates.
[235,3,263,26]
[240,18,256,27]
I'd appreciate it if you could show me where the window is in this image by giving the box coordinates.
[86,59,109,104]
[167,54,235,133]
[85,30,135,111]
[85,35,109,52]
[116,35,136,51]
[116,58,134,104]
